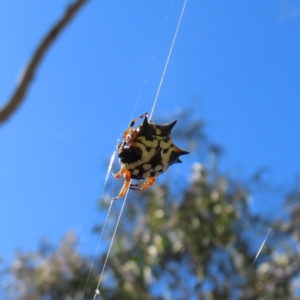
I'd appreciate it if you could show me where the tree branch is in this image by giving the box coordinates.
[0,0,88,125]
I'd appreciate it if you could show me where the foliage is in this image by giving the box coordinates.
[2,233,98,300]
[2,112,300,300]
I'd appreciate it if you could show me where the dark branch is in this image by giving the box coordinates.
[0,0,88,125]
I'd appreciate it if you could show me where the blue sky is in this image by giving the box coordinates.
[1,0,300,263]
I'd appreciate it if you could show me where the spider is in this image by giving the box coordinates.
[113,113,189,200]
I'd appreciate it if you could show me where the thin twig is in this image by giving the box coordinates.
[0,0,88,125]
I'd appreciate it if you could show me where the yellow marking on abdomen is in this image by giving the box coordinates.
[137,136,158,148]
[160,139,172,150]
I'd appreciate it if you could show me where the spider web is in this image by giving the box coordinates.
[78,1,188,299]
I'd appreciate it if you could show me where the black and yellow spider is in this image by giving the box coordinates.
[113,113,189,200]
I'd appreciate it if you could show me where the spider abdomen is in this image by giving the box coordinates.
[113,113,189,200]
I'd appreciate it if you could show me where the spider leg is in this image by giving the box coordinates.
[112,165,127,179]
[113,168,132,200]
[122,113,148,139]
[129,177,156,191]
